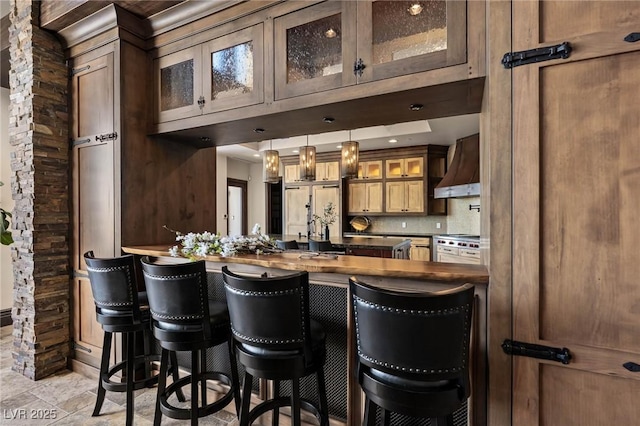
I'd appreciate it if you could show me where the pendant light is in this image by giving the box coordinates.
[341,130,359,178]
[263,140,280,183]
[299,135,316,181]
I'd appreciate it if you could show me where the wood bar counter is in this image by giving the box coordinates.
[123,246,489,426]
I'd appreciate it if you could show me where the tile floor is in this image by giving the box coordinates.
[0,326,239,425]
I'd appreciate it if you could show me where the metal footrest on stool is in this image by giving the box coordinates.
[246,396,324,426]
[102,353,162,392]
[158,371,234,420]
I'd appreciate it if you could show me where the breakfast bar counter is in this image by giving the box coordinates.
[122,246,488,426]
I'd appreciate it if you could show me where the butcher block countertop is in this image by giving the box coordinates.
[122,245,489,285]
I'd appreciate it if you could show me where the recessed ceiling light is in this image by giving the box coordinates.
[388,139,398,144]
[408,4,423,16]
[292,149,299,154]
[253,153,261,157]
[336,145,342,149]
[253,128,265,133]
[409,104,423,111]
[323,117,335,123]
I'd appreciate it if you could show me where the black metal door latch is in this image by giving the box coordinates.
[501,41,572,69]
[502,339,572,364]
[353,58,366,77]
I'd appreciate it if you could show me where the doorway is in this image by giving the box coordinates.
[227,178,247,236]
[266,178,282,235]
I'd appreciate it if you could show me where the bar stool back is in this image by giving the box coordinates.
[84,251,180,426]
[276,240,299,250]
[141,257,240,425]
[349,278,475,426]
[308,239,332,252]
[221,266,329,426]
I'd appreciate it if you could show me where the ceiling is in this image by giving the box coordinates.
[217,113,479,163]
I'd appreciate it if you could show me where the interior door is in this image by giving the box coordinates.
[512,2,640,424]
[227,178,247,236]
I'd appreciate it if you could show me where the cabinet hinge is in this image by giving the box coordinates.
[353,58,366,77]
[71,138,91,147]
[95,132,118,142]
[70,65,91,77]
[72,341,92,353]
[502,339,572,364]
[501,41,572,69]
[197,96,205,109]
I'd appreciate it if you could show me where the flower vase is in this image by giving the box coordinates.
[324,225,330,241]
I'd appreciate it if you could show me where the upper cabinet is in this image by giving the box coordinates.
[155,23,264,123]
[355,160,383,180]
[274,0,466,100]
[316,161,340,182]
[385,157,424,179]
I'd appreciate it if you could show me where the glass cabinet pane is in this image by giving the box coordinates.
[160,59,194,111]
[286,13,342,83]
[211,41,254,100]
[371,0,447,65]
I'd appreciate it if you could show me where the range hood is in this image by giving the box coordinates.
[434,133,480,198]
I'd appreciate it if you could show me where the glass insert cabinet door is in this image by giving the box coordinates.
[155,45,202,123]
[274,1,357,100]
[356,0,466,82]
[155,24,264,123]
[202,24,264,114]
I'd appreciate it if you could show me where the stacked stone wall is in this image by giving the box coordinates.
[8,0,70,380]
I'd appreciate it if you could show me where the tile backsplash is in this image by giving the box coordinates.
[350,196,481,236]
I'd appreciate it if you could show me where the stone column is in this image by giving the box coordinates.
[8,0,70,380]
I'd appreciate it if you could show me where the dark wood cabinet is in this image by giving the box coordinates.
[274,0,467,100]
[155,23,265,123]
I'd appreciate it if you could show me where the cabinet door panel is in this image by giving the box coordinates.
[71,54,114,140]
[72,276,103,365]
[385,181,405,212]
[274,1,357,99]
[405,180,424,212]
[357,0,466,83]
[366,182,383,213]
[284,164,300,183]
[312,185,340,238]
[73,141,116,271]
[348,183,367,213]
[155,46,202,122]
[285,187,309,236]
[203,24,264,113]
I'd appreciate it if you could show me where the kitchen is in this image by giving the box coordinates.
[215,114,481,263]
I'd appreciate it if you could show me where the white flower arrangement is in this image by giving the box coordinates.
[313,202,338,227]
[167,224,280,259]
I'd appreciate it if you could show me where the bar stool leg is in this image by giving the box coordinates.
[93,331,112,416]
[200,349,208,407]
[154,348,169,426]
[228,339,241,416]
[239,372,253,426]
[272,380,280,426]
[169,350,186,402]
[432,415,454,426]
[291,379,301,426]
[125,332,135,426]
[380,407,390,426]
[363,397,376,426]
[316,369,329,426]
[191,350,199,426]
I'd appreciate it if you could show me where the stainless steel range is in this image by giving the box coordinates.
[432,234,480,264]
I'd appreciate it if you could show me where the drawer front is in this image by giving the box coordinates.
[437,246,459,255]
[460,249,480,259]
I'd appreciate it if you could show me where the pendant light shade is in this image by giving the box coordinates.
[263,140,280,183]
[299,136,316,181]
[341,131,359,178]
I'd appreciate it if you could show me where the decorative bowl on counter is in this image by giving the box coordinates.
[350,216,371,232]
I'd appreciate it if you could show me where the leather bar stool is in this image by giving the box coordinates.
[349,277,475,426]
[221,266,329,426]
[84,251,183,426]
[141,257,241,426]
